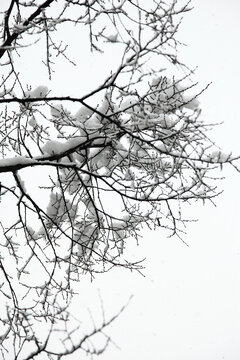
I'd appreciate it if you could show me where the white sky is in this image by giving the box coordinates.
[1,1,240,359]
[92,2,240,360]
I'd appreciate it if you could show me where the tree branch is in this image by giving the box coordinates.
[0,0,55,59]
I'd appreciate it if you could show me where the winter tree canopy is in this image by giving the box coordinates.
[0,0,239,358]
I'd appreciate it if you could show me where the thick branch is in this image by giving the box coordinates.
[0,0,55,59]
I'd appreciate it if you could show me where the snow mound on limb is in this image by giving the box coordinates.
[25,85,49,98]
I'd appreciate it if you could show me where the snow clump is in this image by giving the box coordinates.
[25,85,49,98]
[210,150,231,163]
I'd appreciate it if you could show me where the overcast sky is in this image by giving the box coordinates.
[91,2,240,360]
[1,1,240,359]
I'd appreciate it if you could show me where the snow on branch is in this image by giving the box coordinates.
[0,0,239,358]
